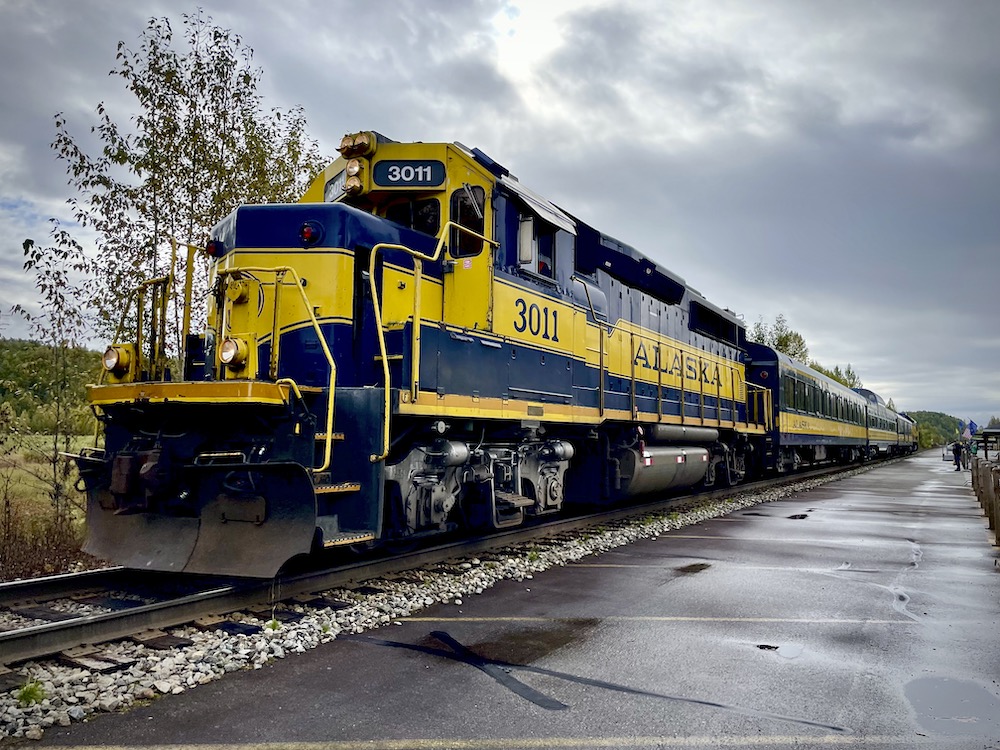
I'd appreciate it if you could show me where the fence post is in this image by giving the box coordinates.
[977,460,992,514]
[990,466,1000,538]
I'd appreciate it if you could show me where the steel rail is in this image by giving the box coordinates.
[0,568,128,608]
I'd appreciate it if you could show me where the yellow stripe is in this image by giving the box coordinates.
[779,412,867,439]
[87,381,291,406]
[396,390,765,433]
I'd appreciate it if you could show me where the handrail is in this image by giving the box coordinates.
[104,237,203,384]
[745,382,772,430]
[216,266,338,473]
[368,221,499,463]
[170,238,201,368]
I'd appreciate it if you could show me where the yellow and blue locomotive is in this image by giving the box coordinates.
[78,131,912,578]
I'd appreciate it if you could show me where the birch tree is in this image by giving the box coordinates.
[51,10,326,346]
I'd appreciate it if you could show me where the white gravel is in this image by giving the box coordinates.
[0,464,883,741]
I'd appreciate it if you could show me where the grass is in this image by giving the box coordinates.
[1,433,95,581]
[16,680,46,706]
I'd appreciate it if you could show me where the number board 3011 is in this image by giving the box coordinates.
[372,160,446,188]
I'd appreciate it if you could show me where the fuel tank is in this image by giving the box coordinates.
[618,445,710,496]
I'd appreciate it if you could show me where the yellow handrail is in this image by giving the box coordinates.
[368,221,499,463]
[216,266,338,473]
[169,238,201,369]
[104,237,202,384]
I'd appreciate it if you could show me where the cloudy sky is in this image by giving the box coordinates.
[1,0,998,424]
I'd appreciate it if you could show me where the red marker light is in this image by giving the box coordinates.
[205,240,225,257]
[299,221,323,246]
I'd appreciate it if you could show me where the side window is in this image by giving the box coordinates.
[516,210,556,279]
[449,185,486,258]
[385,198,440,236]
[536,222,555,278]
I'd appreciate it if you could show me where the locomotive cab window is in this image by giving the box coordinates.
[449,184,486,258]
[385,197,440,237]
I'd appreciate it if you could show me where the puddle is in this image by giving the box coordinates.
[675,563,712,575]
[742,512,769,516]
[419,618,600,664]
[787,514,809,520]
[905,677,1000,737]
[756,643,804,659]
[776,643,804,659]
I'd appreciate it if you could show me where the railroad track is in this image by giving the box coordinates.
[0,460,883,672]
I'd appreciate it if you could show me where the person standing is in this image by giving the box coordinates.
[952,441,963,471]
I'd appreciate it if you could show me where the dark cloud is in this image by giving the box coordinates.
[1,0,998,420]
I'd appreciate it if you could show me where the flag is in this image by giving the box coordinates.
[970,420,978,435]
[962,427,972,440]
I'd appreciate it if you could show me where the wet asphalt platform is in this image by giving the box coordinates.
[41,453,1000,750]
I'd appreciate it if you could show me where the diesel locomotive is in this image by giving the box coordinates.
[72,132,914,577]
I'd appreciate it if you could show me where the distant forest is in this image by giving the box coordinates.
[906,410,990,448]
[0,338,100,434]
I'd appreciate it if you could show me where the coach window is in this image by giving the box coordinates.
[449,184,486,258]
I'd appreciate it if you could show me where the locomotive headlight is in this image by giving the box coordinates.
[344,175,364,195]
[343,157,369,195]
[336,131,377,158]
[352,131,372,151]
[102,345,131,374]
[219,337,249,368]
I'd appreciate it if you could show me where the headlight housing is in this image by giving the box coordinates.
[344,175,364,195]
[102,346,131,374]
[337,131,377,158]
[219,337,249,368]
